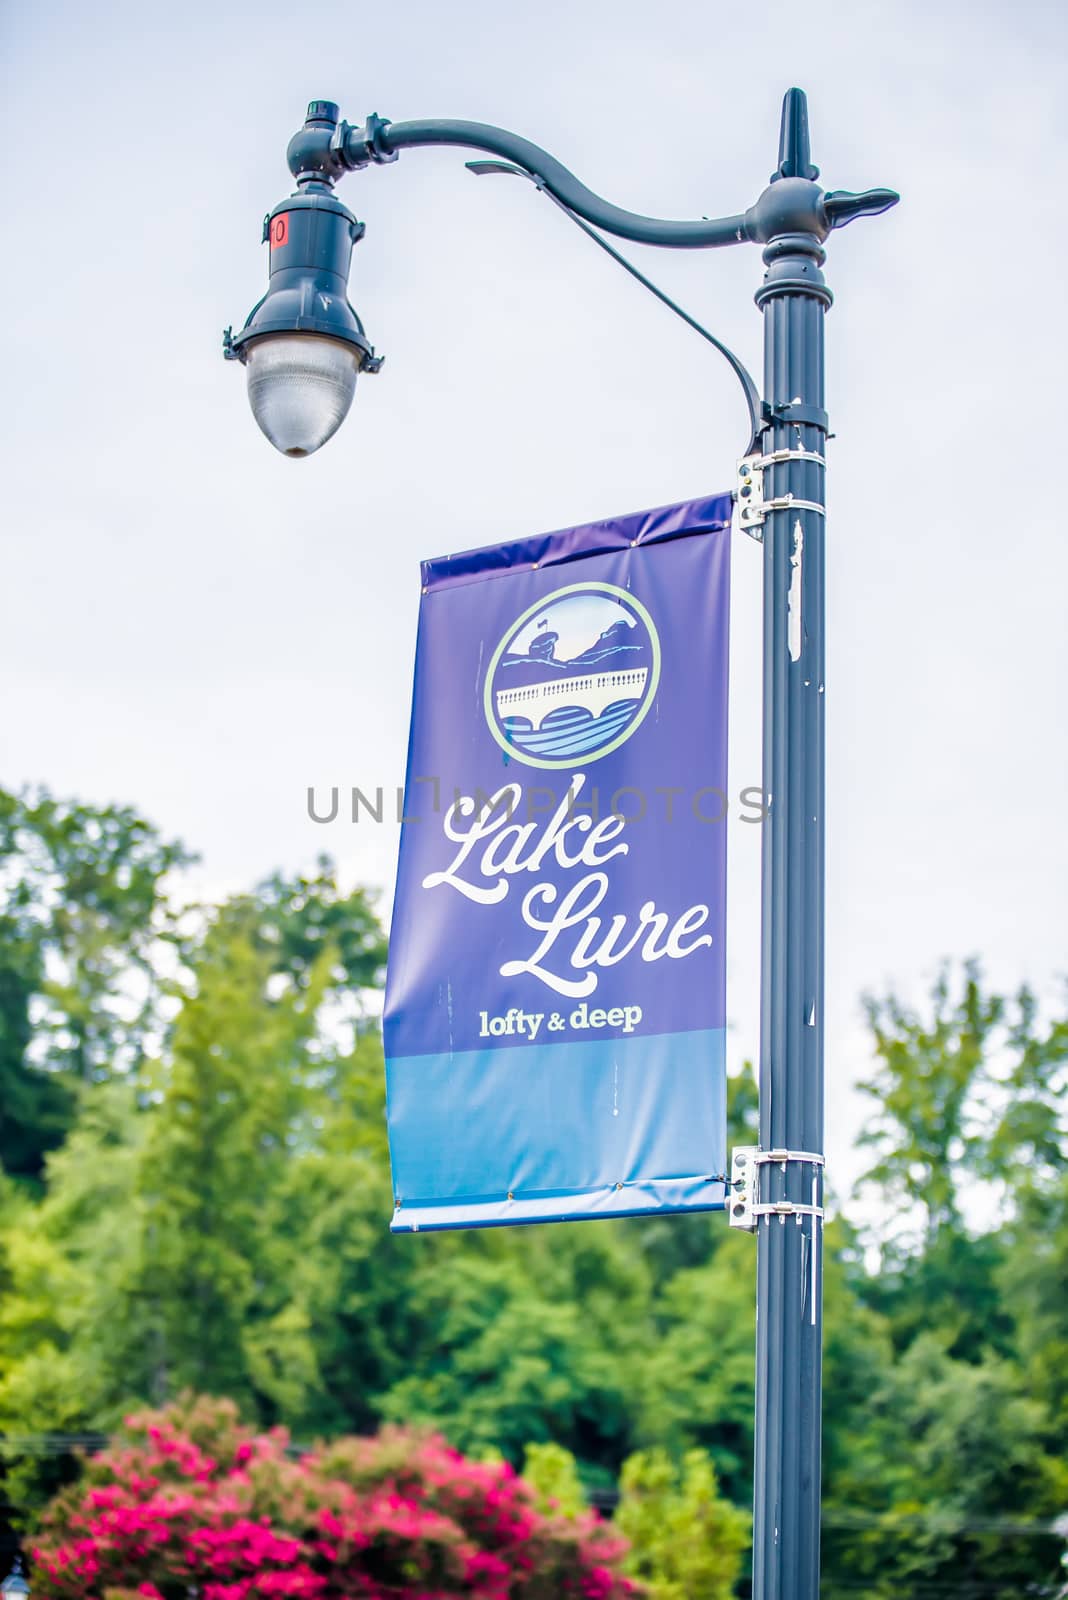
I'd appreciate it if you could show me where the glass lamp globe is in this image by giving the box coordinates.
[1,1558,30,1597]
[245,333,362,458]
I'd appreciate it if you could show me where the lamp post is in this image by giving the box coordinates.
[224,86,897,1600]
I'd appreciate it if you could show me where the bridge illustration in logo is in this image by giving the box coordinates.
[484,583,661,769]
[495,668,648,731]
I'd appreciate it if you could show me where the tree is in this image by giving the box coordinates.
[376,1227,650,1475]
[823,965,1068,1595]
[134,907,326,1407]
[0,788,192,1180]
[615,1447,748,1600]
[521,1443,588,1521]
[0,863,394,1456]
[818,1219,899,1503]
[855,964,1068,1365]
[126,866,388,1419]
[0,1081,148,1514]
[821,1333,1068,1599]
[858,961,1068,1251]
[249,860,387,994]
[997,1169,1068,1442]
[626,1230,756,1502]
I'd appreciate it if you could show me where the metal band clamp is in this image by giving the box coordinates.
[735,454,827,539]
[728,1146,825,1232]
[753,1147,825,1169]
[752,448,826,469]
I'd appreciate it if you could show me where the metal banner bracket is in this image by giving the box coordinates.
[735,452,827,541]
[736,454,767,539]
[728,1146,826,1232]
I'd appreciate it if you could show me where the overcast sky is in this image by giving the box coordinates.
[2,0,1066,1200]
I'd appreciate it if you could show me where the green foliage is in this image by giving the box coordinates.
[998,1170,1068,1437]
[0,790,1066,1597]
[521,1442,588,1520]
[858,960,1068,1250]
[822,1333,1068,1597]
[628,1230,755,1501]
[0,827,396,1475]
[616,1447,748,1600]
[377,1224,652,1473]
[0,787,191,1179]
[835,962,1068,1595]
[248,860,387,993]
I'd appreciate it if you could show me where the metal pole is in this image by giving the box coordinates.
[753,89,829,1600]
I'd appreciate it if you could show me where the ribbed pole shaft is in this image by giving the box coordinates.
[752,229,829,1600]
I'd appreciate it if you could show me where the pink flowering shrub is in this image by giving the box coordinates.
[30,1396,637,1599]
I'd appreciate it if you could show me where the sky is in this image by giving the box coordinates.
[2,0,1066,1202]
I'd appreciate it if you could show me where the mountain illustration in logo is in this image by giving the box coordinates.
[484,584,660,768]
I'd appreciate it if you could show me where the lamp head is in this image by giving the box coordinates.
[225,105,381,457]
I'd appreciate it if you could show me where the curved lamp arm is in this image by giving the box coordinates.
[286,105,897,252]
[361,119,750,250]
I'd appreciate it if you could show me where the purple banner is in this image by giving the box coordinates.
[383,492,732,1230]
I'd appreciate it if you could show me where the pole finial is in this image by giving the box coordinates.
[773,87,819,183]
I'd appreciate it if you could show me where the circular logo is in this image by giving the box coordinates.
[483,582,661,770]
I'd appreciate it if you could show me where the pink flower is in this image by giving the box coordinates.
[29,1405,634,1600]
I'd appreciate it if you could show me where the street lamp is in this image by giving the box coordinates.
[223,100,382,456]
[1,1558,30,1598]
[224,87,897,1600]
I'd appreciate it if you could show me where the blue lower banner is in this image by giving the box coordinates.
[383,492,733,1231]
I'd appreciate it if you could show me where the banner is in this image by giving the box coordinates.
[383,492,733,1231]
